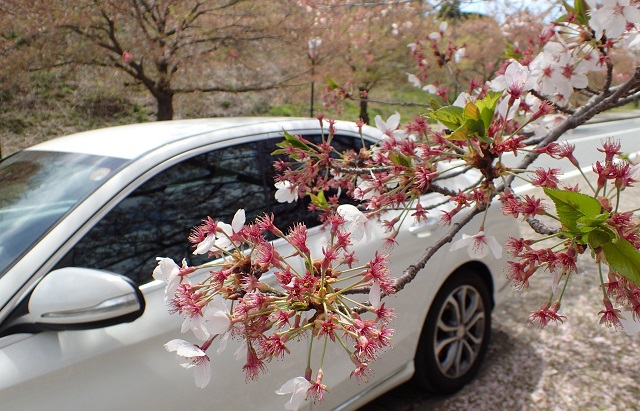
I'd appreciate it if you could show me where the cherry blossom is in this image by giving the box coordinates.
[275,377,312,411]
[192,209,245,254]
[529,301,566,328]
[213,208,245,250]
[337,204,371,242]
[373,113,408,140]
[599,298,623,329]
[275,180,299,203]
[450,231,503,260]
[489,60,536,99]
[153,257,191,297]
[588,0,640,40]
[180,295,231,341]
[164,339,212,388]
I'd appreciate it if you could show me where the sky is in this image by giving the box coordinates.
[460,0,561,21]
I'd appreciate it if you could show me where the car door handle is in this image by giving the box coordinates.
[408,219,439,238]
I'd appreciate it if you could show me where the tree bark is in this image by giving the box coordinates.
[156,91,174,121]
[359,86,369,125]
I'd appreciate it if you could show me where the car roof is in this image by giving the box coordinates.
[26,117,370,160]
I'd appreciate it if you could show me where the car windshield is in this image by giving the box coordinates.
[0,150,127,277]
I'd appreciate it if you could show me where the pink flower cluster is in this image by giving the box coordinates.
[155,208,396,405]
[502,137,640,329]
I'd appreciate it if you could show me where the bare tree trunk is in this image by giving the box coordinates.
[359,86,369,125]
[156,91,174,121]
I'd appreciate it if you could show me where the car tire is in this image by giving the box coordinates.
[412,267,492,394]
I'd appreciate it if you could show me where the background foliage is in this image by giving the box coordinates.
[0,0,578,156]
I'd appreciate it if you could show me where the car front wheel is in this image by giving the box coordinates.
[413,268,492,394]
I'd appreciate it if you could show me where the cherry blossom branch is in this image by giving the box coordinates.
[330,162,394,175]
[529,89,576,115]
[526,216,560,236]
[394,205,483,292]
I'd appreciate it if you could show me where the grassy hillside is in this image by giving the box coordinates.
[0,67,432,157]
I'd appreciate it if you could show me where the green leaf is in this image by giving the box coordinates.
[562,0,575,14]
[603,238,640,287]
[310,190,328,208]
[476,91,502,129]
[576,213,611,232]
[449,118,485,141]
[325,76,341,90]
[448,121,471,141]
[428,106,464,130]
[586,228,613,249]
[503,42,521,60]
[463,102,481,121]
[389,152,412,167]
[283,130,311,151]
[543,188,602,232]
[573,0,590,25]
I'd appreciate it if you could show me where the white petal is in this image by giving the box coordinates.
[624,5,640,24]
[386,113,401,130]
[488,75,507,92]
[275,181,298,203]
[203,298,231,335]
[453,92,470,108]
[570,73,588,89]
[276,377,312,411]
[183,315,210,341]
[193,360,212,388]
[619,310,640,336]
[275,180,291,190]
[450,234,474,251]
[467,241,490,259]
[217,222,233,237]
[153,257,179,282]
[165,339,205,358]
[337,204,365,222]
[392,129,408,140]
[422,84,438,94]
[231,209,245,232]
[407,73,421,88]
[217,331,230,355]
[213,236,234,251]
[369,281,381,309]
[165,275,183,299]
[193,234,216,255]
[484,235,503,259]
[374,115,386,131]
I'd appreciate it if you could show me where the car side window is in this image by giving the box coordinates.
[58,133,368,285]
[259,133,368,232]
[59,141,269,285]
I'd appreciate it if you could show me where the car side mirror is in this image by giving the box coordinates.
[0,267,145,336]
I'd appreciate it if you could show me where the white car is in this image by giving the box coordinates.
[0,118,517,410]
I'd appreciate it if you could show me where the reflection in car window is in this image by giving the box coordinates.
[64,142,263,284]
[63,134,367,285]
[264,133,368,231]
[0,150,126,277]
